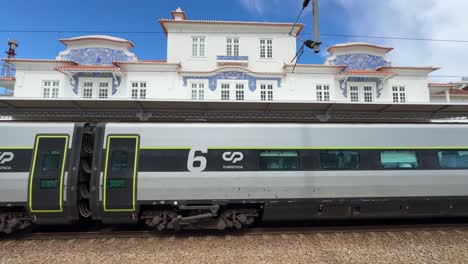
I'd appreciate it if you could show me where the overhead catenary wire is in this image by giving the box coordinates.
[1,29,468,43]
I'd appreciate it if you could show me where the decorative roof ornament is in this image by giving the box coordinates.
[172,7,187,21]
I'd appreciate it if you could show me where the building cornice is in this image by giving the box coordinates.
[59,35,135,48]
[180,65,285,76]
[159,19,303,36]
[327,43,394,54]
[429,83,456,88]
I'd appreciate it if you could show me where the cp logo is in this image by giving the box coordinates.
[0,152,14,165]
[222,152,244,164]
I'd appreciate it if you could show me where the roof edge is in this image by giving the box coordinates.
[159,19,304,36]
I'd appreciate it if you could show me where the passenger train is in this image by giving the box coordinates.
[1,122,468,234]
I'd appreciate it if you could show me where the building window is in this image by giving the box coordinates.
[43,81,59,99]
[316,85,330,102]
[260,39,273,58]
[260,84,273,101]
[131,82,147,99]
[191,83,205,100]
[221,84,230,100]
[82,82,93,99]
[227,38,239,57]
[99,82,109,99]
[192,37,206,57]
[350,86,359,102]
[393,86,406,103]
[380,151,418,169]
[364,86,373,102]
[236,84,245,101]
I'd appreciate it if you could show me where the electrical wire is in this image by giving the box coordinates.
[0,29,468,43]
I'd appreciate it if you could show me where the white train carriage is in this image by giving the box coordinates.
[1,122,468,233]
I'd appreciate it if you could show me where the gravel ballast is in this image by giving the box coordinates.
[1,230,468,264]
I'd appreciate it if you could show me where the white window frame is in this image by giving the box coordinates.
[82,81,94,99]
[350,86,359,102]
[392,86,406,103]
[98,81,110,99]
[226,37,240,57]
[42,80,60,99]
[364,86,374,102]
[192,37,206,57]
[260,83,274,101]
[221,83,230,101]
[235,83,245,101]
[191,83,205,101]
[349,84,375,103]
[130,82,147,99]
[79,78,112,99]
[316,85,330,102]
[260,39,273,59]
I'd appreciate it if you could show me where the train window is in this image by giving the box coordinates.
[260,151,299,170]
[41,151,61,171]
[111,151,129,171]
[438,151,468,169]
[108,179,127,188]
[320,150,360,170]
[40,179,58,189]
[380,151,418,169]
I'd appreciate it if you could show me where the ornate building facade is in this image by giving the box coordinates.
[0,8,447,104]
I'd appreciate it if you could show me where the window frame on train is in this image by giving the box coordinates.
[259,150,300,171]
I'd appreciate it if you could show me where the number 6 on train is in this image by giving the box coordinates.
[187,148,208,172]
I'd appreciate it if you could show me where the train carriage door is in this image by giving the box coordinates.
[103,135,139,212]
[29,135,69,213]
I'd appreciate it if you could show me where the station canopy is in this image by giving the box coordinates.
[1,98,468,123]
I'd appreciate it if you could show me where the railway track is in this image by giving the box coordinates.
[5,222,468,241]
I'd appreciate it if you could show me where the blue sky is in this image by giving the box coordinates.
[0,0,358,65]
[1,0,467,82]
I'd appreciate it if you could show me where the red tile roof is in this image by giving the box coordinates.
[55,65,121,71]
[434,88,468,96]
[342,70,398,76]
[378,66,440,73]
[428,83,456,88]
[113,60,179,65]
[159,19,304,36]
[0,77,15,81]
[283,64,347,69]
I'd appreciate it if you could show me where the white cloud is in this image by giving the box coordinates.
[238,0,302,17]
[334,0,468,81]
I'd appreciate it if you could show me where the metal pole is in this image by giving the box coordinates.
[312,0,321,53]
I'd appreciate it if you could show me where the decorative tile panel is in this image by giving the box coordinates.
[329,54,390,70]
[60,48,135,65]
[183,71,281,92]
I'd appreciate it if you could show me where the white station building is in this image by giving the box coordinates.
[0,8,461,104]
